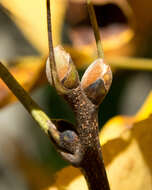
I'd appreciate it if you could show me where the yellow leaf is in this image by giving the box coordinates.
[45,91,152,190]
[135,91,152,122]
[1,0,67,55]
[100,92,152,145]
[64,0,135,69]
[0,56,45,108]
[2,0,152,72]
[1,0,135,61]
[99,115,134,145]
[2,0,152,71]
[64,0,152,70]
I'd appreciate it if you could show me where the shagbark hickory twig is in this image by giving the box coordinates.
[46,0,111,189]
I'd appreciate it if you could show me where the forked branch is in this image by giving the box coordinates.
[46,0,111,189]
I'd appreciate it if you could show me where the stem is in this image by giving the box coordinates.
[64,86,110,190]
[46,0,67,94]
[81,147,110,190]
[86,0,104,58]
[46,0,56,73]
[0,62,59,141]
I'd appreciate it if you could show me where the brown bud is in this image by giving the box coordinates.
[81,58,112,105]
[46,45,79,90]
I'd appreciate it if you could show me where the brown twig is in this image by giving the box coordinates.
[63,86,111,190]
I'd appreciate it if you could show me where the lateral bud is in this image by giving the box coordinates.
[46,45,79,90]
[81,58,112,105]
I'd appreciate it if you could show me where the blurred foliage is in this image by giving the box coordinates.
[0,57,45,107]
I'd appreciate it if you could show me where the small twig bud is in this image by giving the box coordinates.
[81,58,112,105]
[46,45,79,91]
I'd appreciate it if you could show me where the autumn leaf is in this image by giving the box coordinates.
[0,0,135,58]
[1,0,67,55]
[45,91,152,190]
[63,0,152,68]
[2,0,152,71]
[0,0,67,108]
[65,46,152,70]
[0,57,45,108]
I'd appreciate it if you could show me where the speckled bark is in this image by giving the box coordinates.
[63,85,110,190]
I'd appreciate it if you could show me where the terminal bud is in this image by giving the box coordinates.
[46,45,79,90]
[81,58,112,105]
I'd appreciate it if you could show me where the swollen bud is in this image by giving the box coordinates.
[46,45,79,90]
[81,59,112,105]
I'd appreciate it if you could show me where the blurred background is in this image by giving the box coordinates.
[0,0,152,189]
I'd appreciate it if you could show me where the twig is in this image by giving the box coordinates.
[86,0,104,58]
[46,0,56,77]
[46,0,67,94]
